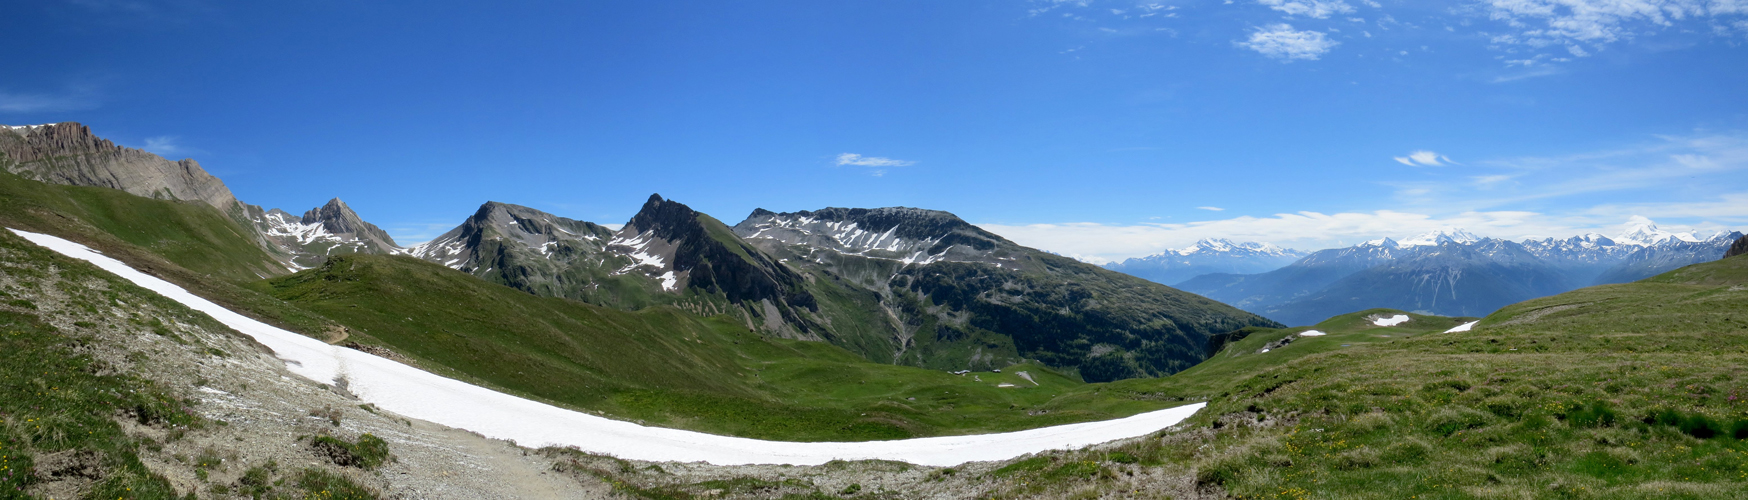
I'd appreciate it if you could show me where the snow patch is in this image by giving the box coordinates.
[8,227,1205,466]
[1298,330,1327,337]
[1444,321,1477,333]
[659,271,678,291]
[1371,314,1410,327]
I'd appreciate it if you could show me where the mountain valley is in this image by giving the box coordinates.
[3,120,1747,498]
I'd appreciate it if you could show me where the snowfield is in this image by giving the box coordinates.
[1445,321,1478,333]
[11,228,1204,467]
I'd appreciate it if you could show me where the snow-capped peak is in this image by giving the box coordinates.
[1399,227,1480,247]
[1173,238,1294,256]
[1614,217,1699,246]
[1179,238,1236,254]
[1360,237,1399,248]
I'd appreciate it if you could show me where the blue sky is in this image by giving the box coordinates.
[3,0,1746,263]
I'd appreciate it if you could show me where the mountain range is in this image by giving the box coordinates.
[1174,226,1743,325]
[0,122,1276,382]
[1101,239,1307,286]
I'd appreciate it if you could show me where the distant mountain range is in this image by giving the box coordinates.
[1102,239,1307,286]
[0,122,1278,382]
[1174,226,1743,325]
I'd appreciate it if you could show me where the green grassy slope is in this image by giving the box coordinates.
[0,171,282,282]
[0,172,1189,442]
[0,229,380,500]
[250,254,1184,441]
[1011,256,1748,498]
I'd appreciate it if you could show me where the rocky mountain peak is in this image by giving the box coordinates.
[1,122,114,160]
[738,206,1006,249]
[625,193,703,240]
[1,121,239,212]
[1728,234,1748,259]
[299,198,394,245]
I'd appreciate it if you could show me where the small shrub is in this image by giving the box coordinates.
[295,468,377,499]
[311,434,391,469]
[839,483,862,495]
[992,456,1052,477]
[1105,451,1138,464]
[1195,451,1249,487]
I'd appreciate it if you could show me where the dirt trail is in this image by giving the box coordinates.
[324,325,350,344]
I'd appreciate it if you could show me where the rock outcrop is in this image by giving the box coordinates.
[1728,234,1748,259]
[0,123,240,212]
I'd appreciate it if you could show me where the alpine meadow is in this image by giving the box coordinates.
[2,1,1747,499]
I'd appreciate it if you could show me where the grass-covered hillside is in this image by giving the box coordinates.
[0,170,282,282]
[564,257,1748,498]
[250,253,1182,442]
[992,254,1748,498]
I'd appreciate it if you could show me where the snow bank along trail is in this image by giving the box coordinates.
[11,229,1204,467]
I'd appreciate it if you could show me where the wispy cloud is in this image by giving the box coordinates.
[1257,0,1356,19]
[979,209,1592,264]
[140,136,198,157]
[64,0,222,25]
[1393,150,1455,166]
[1197,206,1226,211]
[0,89,99,113]
[835,153,915,167]
[835,153,915,177]
[1238,24,1340,60]
[1479,0,1748,57]
[979,129,1748,263]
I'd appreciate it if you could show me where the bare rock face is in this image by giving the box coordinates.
[0,122,240,212]
[301,198,400,251]
[251,198,402,270]
[1728,234,1748,259]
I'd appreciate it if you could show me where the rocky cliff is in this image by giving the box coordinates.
[0,123,240,213]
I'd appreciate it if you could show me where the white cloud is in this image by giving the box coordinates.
[0,89,98,113]
[1238,24,1341,60]
[978,209,1584,264]
[142,136,189,157]
[1257,0,1356,19]
[1481,0,1748,50]
[835,153,916,167]
[979,129,1748,264]
[1393,150,1454,166]
[1197,206,1226,211]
